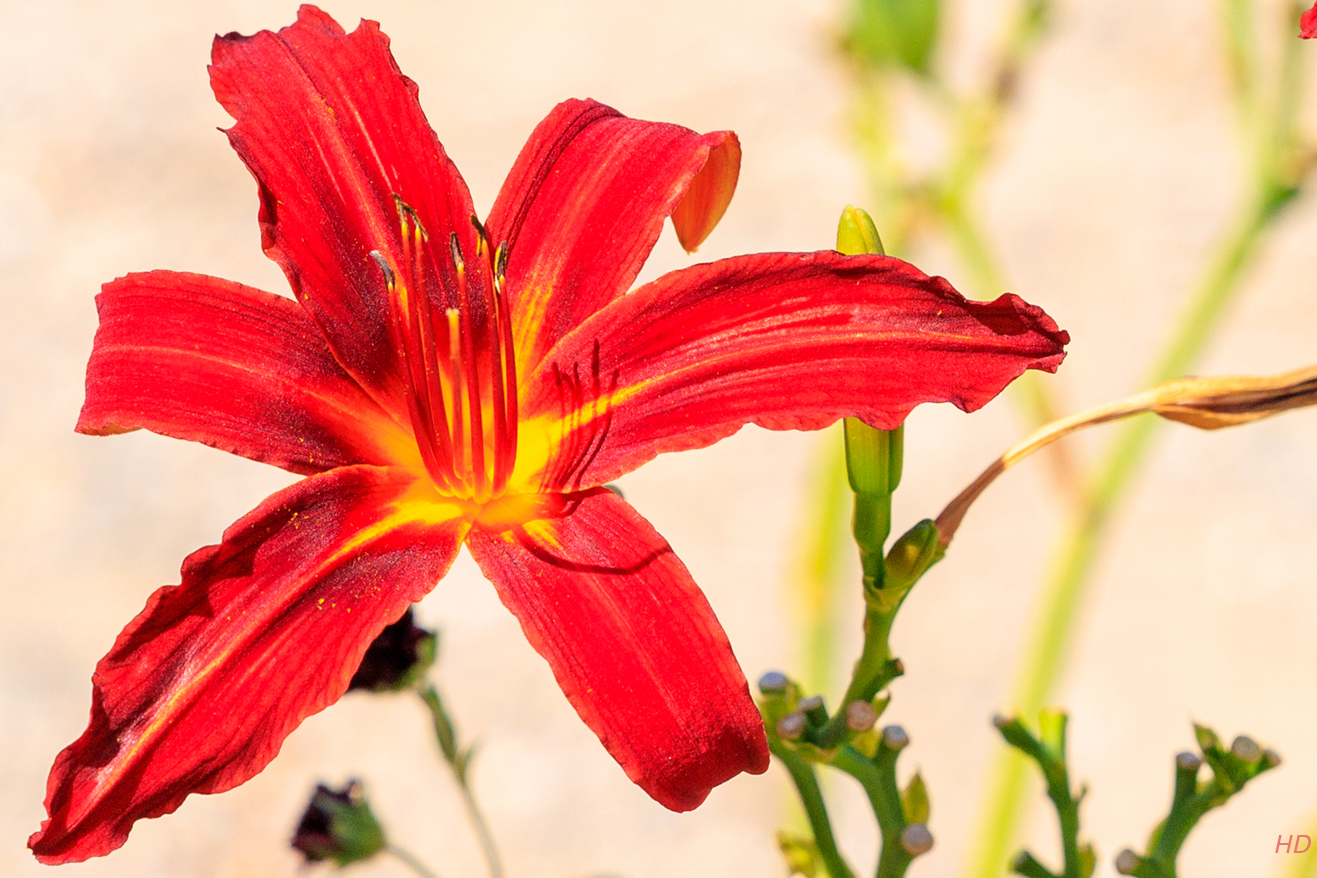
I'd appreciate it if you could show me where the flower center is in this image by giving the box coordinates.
[371,198,518,504]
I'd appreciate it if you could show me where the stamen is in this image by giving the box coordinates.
[371,248,452,492]
[446,308,467,484]
[493,241,518,491]
[381,198,522,502]
[451,234,488,499]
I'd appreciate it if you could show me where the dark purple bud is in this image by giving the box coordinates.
[349,608,437,692]
[291,780,385,866]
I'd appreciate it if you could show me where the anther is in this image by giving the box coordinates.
[470,215,488,257]
[495,241,509,280]
[369,251,396,290]
[449,232,464,272]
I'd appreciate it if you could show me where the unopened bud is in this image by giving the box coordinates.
[291,780,386,867]
[757,671,789,696]
[1114,849,1141,875]
[846,700,878,732]
[1230,735,1261,762]
[777,712,807,740]
[900,823,933,856]
[1263,747,1282,767]
[882,724,910,751]
[1174,751,1202,772]
[349,608,437,692]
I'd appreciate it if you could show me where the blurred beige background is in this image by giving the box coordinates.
[3,1,1316,876]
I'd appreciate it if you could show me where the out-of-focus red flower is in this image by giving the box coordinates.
[30,5,1068,863]
[1302,2,1317,38]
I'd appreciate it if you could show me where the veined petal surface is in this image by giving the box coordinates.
[467,488,768,811]
[524,251,1070,489]
[486,99,740,373]
[29,466,470,863]
[77,271,411,475]
[209,6,491,415]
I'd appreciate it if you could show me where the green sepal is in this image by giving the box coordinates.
[901,770,931,824]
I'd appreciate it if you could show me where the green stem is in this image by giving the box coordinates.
[457,778,504,878]
[388,844,445,878]
[772,739,858,878]
[418,683,505,878]
[965,46,1307,878]
[831,745,911,878]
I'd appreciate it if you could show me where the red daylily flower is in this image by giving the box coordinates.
[31,5,1069,864]
[1303,1,1317,37]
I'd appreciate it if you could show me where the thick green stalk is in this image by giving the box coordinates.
[965,8,1309,867]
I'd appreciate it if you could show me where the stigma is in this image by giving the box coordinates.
[371,198,518,504]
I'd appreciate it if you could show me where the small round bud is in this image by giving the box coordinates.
[881,724,910,750]
[1114,849,1141,875]
[900,823,933,856]
[757,671,789,696]
[1230,735,1261,762]
[890,658,905,676]
[846,700,878,732]
[1174,751,1202,772]
[1263,747,1282,767]
[777,712,807,740]
[992,714,1012,730]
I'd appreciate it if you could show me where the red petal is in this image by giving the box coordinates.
[29,466,470,863]
[77,271,413,475]
[1302,1,1317,37]
[209,6,489,413]
[485,99,740,372]
[525,251,1069,489]
[466,488,768,811]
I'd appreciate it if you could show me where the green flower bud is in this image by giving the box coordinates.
[291,781,386,867]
